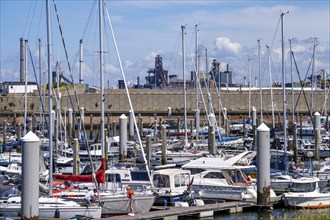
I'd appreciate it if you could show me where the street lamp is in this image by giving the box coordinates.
[307,151,314,177]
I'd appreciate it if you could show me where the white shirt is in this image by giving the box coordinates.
[84,190,94,200]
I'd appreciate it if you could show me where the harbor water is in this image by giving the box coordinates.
[182,208,330,220]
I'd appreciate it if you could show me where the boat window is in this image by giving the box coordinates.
[204,172,225,179]
[153,174,170,188]
[187,168,204,175]
[289,182,316,192]
[174,174,180,187]
[106,174,121,183]
[131,171,150,181]
[174,173,190,187]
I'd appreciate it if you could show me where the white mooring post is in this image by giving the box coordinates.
[119,114,127,161]
[257,123,271,207]
[314,112,320,160]
[21,131,41,219]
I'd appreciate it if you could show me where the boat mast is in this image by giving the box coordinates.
[310,37,318,119]
[281,11,289,171]
[248,57,251,119]
[267,45,275,134]
[195,24,199,141]
[181,25,188,146]
[38,39,43,134]
[24,40,28,136]
[258,39,263,123]
[289,39,295,123]
[46,0,53,197]
[205,49,211,115]
[99,0,105,159]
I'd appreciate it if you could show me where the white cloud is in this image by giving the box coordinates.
[213,37,241,54]
[291,44,306,53]
[104,63,119,73]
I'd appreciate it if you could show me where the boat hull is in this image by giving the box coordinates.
[193,185,251,201]
[283,192,330,209]
[100,195,155,217]
[0,204,101,219]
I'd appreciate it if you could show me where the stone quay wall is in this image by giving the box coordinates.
[0,88,328,124]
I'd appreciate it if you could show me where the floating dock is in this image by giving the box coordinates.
[105,201,254,220]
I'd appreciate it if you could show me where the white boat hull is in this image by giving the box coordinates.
[100,195,155,216]
[283,192,330,208]
[193,185,254,201]
[0,201,101,219]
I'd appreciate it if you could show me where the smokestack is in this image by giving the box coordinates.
[79,39,83,84]
[20,38,24,82]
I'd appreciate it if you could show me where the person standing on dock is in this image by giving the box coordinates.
[126,186,135,216]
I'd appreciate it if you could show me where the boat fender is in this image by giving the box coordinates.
[55,208,60,218]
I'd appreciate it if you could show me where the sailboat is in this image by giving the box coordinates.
[52,0,155,216]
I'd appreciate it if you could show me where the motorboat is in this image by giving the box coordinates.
[151,167,201,207]
[0,195,102,219]
[282,176,330,208]
[182,151,278,203]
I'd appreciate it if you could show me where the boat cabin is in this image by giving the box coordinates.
[152,168,191,194]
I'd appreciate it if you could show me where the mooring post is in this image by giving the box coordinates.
[177,117,180,134]
[154,113,158,143]
[119,114,127,161]
[79,107,85,141]
[112,121,117,138]
[222,107,227,128]
[90,114,93,140]
[209,113,216,149]
[68,108,73,149]
[210,128,216,155]
[161,125,167,165]
[129,110,134,141]
[293,122,298,164]
[314,112,320,160]
[167,107,172,119]
[195,109,200,141]
[17,122,22,142]
[146,135,152,169]
[257,123,271,207]
[21,131,40,219]
[73,138,80,175]
[252,107,257,151]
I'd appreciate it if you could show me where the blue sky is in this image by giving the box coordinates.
[0,0,329,88]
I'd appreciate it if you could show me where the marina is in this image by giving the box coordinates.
[1,0,329,220]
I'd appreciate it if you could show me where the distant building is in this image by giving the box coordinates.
[0,81,37,95]
[209,60,233,86]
